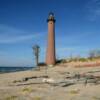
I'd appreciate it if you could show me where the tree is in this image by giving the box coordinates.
[32,45,40,67]
[88,50,96,59]
[95,50,100,57]
[88,49,100,59]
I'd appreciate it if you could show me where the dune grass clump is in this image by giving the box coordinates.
[22,87,33,93]
[5,96,17,100]
[69,89,80,94]
[32,96,42,100]
[92,96,100,100]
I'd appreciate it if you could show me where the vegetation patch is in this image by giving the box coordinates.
[32,96,42,100]
[69,89,80,94]
[22,87,32,92]
[92,96,100,100]
[22,87,33,94]
[5,96,17,100]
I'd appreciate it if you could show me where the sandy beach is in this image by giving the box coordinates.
[0,65,100,100]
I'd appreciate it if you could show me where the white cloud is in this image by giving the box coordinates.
[86,0,100,21]
[0,34,40,44]
[0,24,43,44]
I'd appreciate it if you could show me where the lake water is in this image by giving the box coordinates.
[0,67,34,73]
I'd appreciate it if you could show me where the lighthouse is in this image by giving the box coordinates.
[46,12,56,66]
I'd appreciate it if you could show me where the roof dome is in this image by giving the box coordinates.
[47,12,56,22]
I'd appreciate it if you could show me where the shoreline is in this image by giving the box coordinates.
[0,67,34,74]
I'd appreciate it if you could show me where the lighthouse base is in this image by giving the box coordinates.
[47,64,55,67]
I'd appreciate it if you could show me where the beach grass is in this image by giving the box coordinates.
[69,89,80,94]
[22,87,33,94]
[32,96,42,100]
[92,96,100,100]
[5,96,17,100]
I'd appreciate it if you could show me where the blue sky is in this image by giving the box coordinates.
[0,0,100,67]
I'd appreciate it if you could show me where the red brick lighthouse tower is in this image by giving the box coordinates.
[46,12,56,66]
